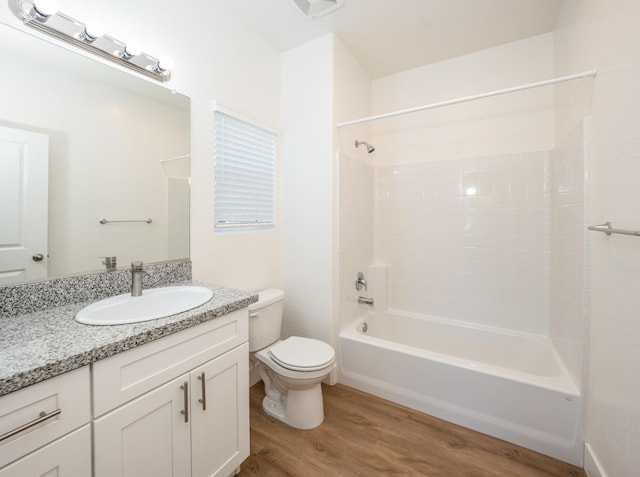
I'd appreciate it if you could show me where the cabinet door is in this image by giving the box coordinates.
[94,374,192,477]
[0,425,91,477]
[190,343,249,477]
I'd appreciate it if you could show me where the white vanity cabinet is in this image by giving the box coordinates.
[92,309,250,477]
[0,366,91,476]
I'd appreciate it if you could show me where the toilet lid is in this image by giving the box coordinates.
[268,337,335,372]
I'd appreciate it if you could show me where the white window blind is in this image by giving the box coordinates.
[214,111,276,231]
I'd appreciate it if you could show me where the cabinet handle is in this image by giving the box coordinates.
[198,372,207,411]
[180,381,189,423]
[0,409,61,442]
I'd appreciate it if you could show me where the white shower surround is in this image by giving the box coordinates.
[375,151,550,334]
[337,133,588,465]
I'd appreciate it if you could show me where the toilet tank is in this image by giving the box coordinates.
[248,288,284,352]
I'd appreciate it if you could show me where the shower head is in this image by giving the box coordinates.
[355,140,375,154]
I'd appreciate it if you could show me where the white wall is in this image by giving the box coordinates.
[371,33,555,165]
[279,34,373,348]
[555,2,640,476]
[176,2,282,292]
[280,34,334,343]
[0,0,282,291]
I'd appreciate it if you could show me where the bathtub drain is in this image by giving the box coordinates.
[362,322,368,333]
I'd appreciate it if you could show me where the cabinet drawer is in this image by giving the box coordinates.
[93,309,248,417]
[0,367,90,469]
[0,425,91,477]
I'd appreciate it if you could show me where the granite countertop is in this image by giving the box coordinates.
[0,281,257,397]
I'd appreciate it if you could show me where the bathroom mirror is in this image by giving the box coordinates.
[0,23,190,286]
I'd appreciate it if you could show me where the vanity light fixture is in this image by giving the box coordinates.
[9,0,173,82]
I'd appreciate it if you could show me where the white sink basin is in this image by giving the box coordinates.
[75,286,214,325]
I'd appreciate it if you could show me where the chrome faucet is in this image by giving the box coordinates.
[355,272,368,291]
[358,296,374,306]
[130,261,147,297]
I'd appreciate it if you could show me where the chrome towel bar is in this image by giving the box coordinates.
[587,222,640,237]
[99,218,152,225]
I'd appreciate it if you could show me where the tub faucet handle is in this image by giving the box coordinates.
[355,272,368,291]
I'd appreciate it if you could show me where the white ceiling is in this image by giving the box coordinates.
[216,0,564,79]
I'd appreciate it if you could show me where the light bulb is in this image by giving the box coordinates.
[118,41,142,60]
[154,56,174,73]
[82,19,105,42]
[124,42,142,57]
[31,0,58,21]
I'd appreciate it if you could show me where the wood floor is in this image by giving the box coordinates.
[238,383,585,477]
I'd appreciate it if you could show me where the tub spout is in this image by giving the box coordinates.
[358,296,374,306]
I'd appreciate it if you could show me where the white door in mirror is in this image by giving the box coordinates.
[0,126,49,285]
[75,286,213,325]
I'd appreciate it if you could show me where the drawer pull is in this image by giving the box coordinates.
[198,372,207,411]
[180,381,189,423]
[0,409,62,442]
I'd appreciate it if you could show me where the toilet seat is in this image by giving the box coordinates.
[268,337,335,372]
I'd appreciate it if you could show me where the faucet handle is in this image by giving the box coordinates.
[99,256,117,270]
[355,272,368,291]
[131,261,144,270]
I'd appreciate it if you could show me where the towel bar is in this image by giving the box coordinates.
[587,222,640,237]
[99,218,152,224]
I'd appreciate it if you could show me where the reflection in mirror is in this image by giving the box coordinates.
[0,24,190,286]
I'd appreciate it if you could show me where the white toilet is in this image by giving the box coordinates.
[248,289,336,430]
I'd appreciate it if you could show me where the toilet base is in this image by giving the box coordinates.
[262,383,325,430]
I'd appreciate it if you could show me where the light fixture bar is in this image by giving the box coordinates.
[9,0,172,82]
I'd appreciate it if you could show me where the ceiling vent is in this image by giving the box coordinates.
[291,0,345,18]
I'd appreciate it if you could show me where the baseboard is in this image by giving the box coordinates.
[584,443,608,477]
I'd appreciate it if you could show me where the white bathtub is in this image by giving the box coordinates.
[339,310,583,466]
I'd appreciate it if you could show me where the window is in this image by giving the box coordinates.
[214,110,276,232]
